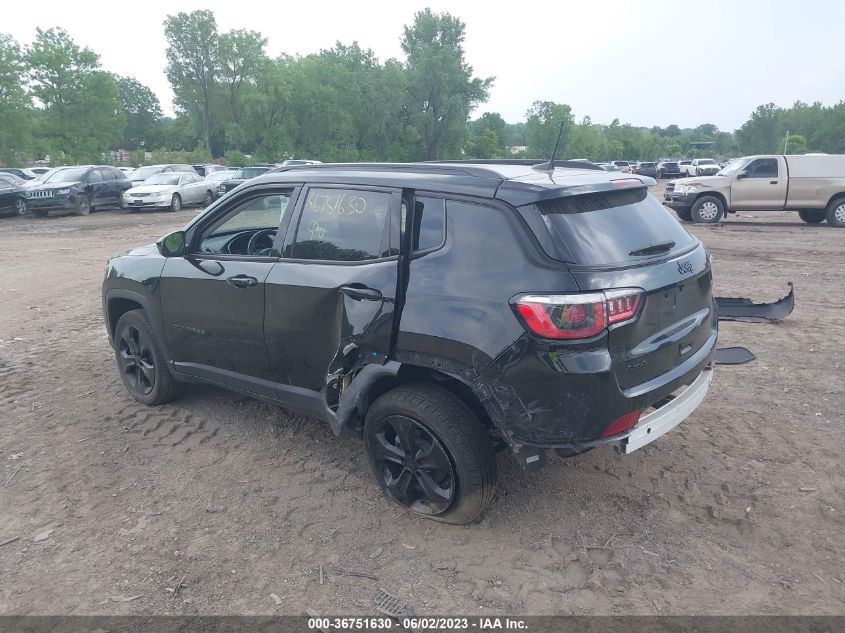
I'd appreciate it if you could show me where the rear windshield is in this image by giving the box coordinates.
[527,187,697,266]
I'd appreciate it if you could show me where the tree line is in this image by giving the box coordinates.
[1,9,844,167]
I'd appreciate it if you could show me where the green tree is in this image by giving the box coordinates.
[115,75,163,150]
[525,101,574,158]
[735,103,783,154]
[0,34,32,163]
[164,10,219,155]
[25,28,122,162]
[784,134,808,154]
[218,29,267,150]
[401,9,493,160]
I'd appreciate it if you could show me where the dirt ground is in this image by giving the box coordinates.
[0,184,843,616]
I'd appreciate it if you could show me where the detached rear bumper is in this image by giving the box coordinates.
[618,367,713,454]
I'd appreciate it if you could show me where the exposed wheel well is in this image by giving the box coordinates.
[357,364,496,434]
[107,297,143,337]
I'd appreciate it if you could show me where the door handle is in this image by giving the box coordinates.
[770,180,778,184]
[226,274,258,288]
[340,285,382,301]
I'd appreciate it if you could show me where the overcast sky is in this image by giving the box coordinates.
[4,0,843,131]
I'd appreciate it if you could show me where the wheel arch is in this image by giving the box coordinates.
[825,191,845,209]
[336,361,498,437]
[104,289,164,350]
[693,191,728,210]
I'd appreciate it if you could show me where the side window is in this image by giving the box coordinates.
[290,188,391,262]
[746,159,778,178]
[411,196,446,251]
[87,169,103,183]
[112,168,126,180]
[196,192,294,256]
[98,168,113,181]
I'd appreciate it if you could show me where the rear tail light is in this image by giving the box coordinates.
[605,289,643,324]
[512,289,643,340]
[600,410,641,438]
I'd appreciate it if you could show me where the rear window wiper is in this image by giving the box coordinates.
[628,240,676,257]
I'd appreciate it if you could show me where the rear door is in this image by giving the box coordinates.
[264,184,401,410]
[529,186,715,392]
[729,157,785,210]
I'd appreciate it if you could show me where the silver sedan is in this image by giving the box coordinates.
[122,172,216,211]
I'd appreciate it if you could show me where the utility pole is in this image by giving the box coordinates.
[783,130,790,154]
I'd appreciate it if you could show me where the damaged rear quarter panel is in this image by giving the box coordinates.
[395,195,581,428]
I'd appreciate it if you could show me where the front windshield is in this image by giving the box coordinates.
[144,173,181,185]
[132,166,163,180]
[718,158,751,176]
[45,168,88,183]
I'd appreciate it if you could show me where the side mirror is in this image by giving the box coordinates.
[157,231,186,257]
[736,171,748,180]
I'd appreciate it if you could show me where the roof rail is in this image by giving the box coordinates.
[267,162,503,178]
[429,159,606,172]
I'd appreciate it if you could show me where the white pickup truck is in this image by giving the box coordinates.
[663,154,845,226]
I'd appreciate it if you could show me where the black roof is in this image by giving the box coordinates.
[246,160,650,207]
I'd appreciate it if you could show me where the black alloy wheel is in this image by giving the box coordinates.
[368,415,456,515]
[117,325,156,397]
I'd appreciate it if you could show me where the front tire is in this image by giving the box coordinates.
[364,383,497,524]
[825,197,845,228]
[675,207,693,222]
[204,190,214,207]
[113,309,181,406]
[691,195,724,223]
[170,193,182,212]
[74,193,91,216]
[14,197,27,216]
[798,209,825,224]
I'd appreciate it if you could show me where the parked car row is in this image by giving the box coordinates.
[0,160,319,218]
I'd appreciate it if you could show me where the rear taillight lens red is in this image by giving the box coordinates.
[513,289,643,340]
[600,410,641,438]
[605,289,644,325]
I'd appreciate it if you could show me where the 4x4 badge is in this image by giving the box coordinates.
[677,260,693,275]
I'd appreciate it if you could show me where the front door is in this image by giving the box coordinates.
[265,185,401,410]
[159,188,298,396]
[730,158,785,210]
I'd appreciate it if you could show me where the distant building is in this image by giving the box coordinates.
[509,145,528,154]
[689,141,714,151]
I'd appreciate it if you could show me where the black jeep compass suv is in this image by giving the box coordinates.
[103,160,717,523]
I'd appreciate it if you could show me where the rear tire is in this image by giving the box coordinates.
[798,209,825,224]
[74,193,91,216]
[825,197,845,228]
[691,195,724,224]
[113,309,181,406]
[364,382,497,524]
